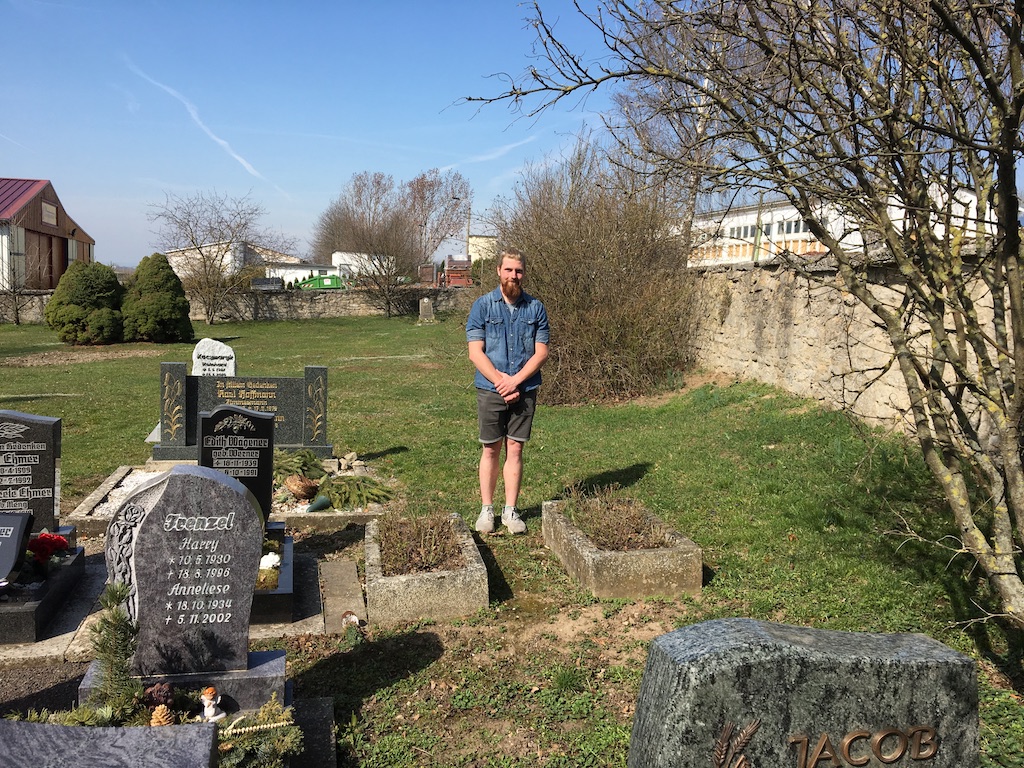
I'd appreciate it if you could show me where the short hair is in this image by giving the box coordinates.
[499,248,526,269]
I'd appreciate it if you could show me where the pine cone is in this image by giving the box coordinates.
[283,474,319,499]
[150,704,175,726]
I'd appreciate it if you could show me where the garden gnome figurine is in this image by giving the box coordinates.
[201,686,226,722]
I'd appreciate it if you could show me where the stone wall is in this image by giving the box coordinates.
[692,263,912,429]
[192,286,468,322]
[0,291,49,324]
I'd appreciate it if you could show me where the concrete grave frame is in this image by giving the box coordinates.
[364,514,488,626]
[541,499,703,599]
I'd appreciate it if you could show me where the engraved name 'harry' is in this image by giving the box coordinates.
[163,512,235,532]
[179,537,220,552]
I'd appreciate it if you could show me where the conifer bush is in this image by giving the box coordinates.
[122,253,193,343]
[44,261,125,345]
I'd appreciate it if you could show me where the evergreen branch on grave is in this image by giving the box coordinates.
[87,582,144,721]
[215,693,303,768]
[273,448,326,485]
[319,474,393,510]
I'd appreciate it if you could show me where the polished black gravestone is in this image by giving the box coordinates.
[199,405,274,524]
[0,410,61,532]
[628,618,978,768]
[153,363,331,460]
[0,512,33,583]
[84,465,286,711]
[0,720,218,768]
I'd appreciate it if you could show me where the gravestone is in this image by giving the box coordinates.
[199,405,274,524]
[191,338,236,377]
[0,512,33,583]
[105,465,263,674]
[0,720,218,768]
[0,410,61,532]
[419,297,435,323]
[628,618,978,768]
[153,363,331,461]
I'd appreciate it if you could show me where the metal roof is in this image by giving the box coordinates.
[0,178,48,221]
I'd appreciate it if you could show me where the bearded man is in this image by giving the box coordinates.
[465,248,550,534]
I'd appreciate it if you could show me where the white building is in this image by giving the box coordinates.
[690,191,988,266]
[165,241,300,281]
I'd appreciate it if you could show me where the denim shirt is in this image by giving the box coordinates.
[466,287,550,393]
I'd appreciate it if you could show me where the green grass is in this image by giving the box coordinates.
[2,315,1022,766]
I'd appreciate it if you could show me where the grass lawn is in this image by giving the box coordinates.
[1,315,1022,767]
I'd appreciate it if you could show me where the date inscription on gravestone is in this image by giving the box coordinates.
[199,405,274,522]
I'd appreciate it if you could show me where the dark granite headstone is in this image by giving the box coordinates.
[153,363,331,460]
[0,512,33,582]
[628,618,978,768]
[105,465,262,676]
[0,720,218,767]
[199,405,274,523]
[0,410,61,532]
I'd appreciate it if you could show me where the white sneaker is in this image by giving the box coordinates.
[475,506,495,534]
[501,506,527,534]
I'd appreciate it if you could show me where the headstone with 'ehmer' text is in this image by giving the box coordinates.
[0,411,61,533]
[191,338,236,377]
[199,405,274,524]
[105,465,262,675]
[628,618,978,768]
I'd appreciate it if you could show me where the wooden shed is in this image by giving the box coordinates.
[0,178,95,290]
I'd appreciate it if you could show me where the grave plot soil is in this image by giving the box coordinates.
[2,347,167,367]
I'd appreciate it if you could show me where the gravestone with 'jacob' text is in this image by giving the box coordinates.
[0,410,61,533]
[628,618,978,768]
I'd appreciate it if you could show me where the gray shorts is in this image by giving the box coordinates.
[477,388,537,444]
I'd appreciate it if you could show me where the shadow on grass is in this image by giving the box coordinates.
[557,463,652,496]
[359,447,410,461]
[475,535,513,604]
[291,628,444,724]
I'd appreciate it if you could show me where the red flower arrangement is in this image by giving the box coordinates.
[27,532,69,565]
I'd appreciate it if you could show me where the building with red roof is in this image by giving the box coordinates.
[0,178,94,290]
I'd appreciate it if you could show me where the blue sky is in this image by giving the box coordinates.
[3,1,612,266]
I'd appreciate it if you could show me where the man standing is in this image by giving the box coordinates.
[466,249,550,534]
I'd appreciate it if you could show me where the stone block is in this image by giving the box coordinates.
[542,500,702,599]
[628,618,978,768]
[365,514,488,626]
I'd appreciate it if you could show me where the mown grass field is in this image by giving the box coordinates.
[1,315,1021,766]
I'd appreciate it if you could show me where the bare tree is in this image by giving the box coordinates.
[149,190,296,324]
[404,169,472,263]
[0,210,32,324]
[312,170,472,317]
[478,0,1024,628]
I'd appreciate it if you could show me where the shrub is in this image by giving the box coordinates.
[121,253,193,343]
[45,261,125,345]
[489,136,699,403]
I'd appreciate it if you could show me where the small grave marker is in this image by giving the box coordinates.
[191,338,236,377]
[628,618,978,768]
[199,405,275,523]
[418,297,435,323]
[0,410,61,532]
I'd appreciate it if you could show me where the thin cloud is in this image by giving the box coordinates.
[125,58,265,181]
[0,132,28,150]
[441,136,539,171]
